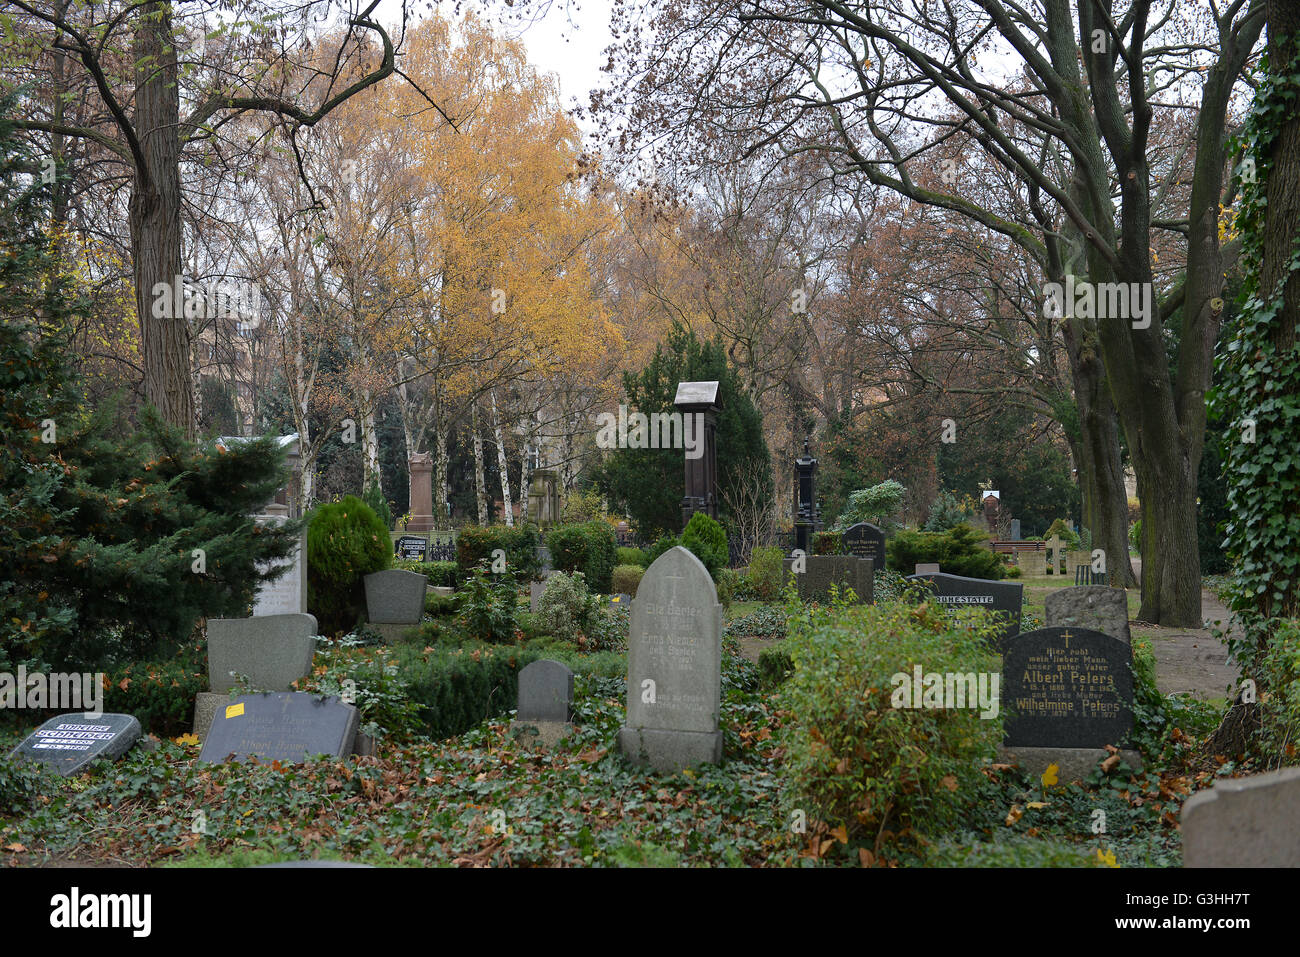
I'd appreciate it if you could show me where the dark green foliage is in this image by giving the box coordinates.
[747,546,786,600]
[102,644,208,737]
[306,496,392,635]
[393,644,539,740]
[546,521,618,593]
[757,647,793,690]
[0,753,52,817]
[594,322,771,539]
[616,546,650,567]
[811,531,842,555]
[455,524,541,582]
[923,490,971,532]
[680,511,728,578]
[455,565,518,644]
[394,559,460,587]
[647,535,679,564]
[611,564,645,596]
[886,525,1005,579]
[361,481,393,533]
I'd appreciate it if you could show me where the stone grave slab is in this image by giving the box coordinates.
[608,593,632,608]
[394,535,428,562]
[251,520,307,616]
[207,613,317,695]
[618,546,722,772]
[1182,767,1300,867]
[782,555,873,603]
[9,713,142,776]
[198,692,359,765]
[1018,550,1047,577]
[1044,586,1131,645]
[364,569,428,624]
[915,563,940,575]
[905,571,1022,642]
[842,523,886,570]
[512,659,575,747]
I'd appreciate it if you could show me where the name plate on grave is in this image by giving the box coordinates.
[1002,626,1134,749]
[198,692,359,764]
[394,535,428,562]
[905,571,1022,642]
[10,713,142,776]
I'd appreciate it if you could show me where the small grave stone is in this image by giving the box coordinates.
[1046,535,1064,574]
[1044,586,1131,645]
[1182,767,1300,867]
[9,713,142,777]
[530,580,547,613]
[198,692,359,765]
[782,555,873,603]
[1019,550,1047,577]
[207,613,317,695]
[608,593,632,608]
[998,625,1140,779]
[915,563,940,575]
[842,523,886,570]
[512,659,574,747]
[364,569,428,624]
[251,517,306,616]
[904,571,1022,642]
[1010,519,1022,541]
[394,535,428,562]
[618,546,722,772]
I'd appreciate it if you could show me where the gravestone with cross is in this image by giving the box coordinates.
[618,546,722,772]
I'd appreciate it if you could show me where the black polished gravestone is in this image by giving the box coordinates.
[842,523,886,569]
[1002,626,1134,749]
[198,692,358,765]
[905,571,1023,642]
[9,713,142,776]
[394,535,428,562]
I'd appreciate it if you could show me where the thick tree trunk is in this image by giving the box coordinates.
[130,4,194,437]
[434,423,450,531]
[471,400,488,525]
[360,387,381,491]
[491,391,514,527]
[1264,0,1300,359]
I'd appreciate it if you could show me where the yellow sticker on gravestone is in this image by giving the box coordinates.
[225,703,245,719]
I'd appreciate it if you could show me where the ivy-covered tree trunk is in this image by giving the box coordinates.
[1263,3,1300,362]
[130,4,194,438]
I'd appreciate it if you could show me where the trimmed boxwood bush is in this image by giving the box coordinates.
[395,559,460,588]
[307,496,392,635]
[617,546,650,568]
[393,643,539,740]
[456,524,542,582]
[546,521,618,593]
[779,600,1002,854]
[611,564,645,597]
[647,535,679,564]
[748,545,786,600]
[680,511,728,578]
[885,524,1005,580]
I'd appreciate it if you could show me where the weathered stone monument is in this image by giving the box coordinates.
[9,713,142,776]
[998,625,1140,779]
[792,440,819,553]
[1045,585,1131,645]
[198,692,359,765]
[250,504,307,617]
[394,534,428,562]
[364,568,428,643]
[618,546,722,772]
[675,381,720,528]
[1018,549,1048,577]
[407,451,435,533]
[512,659,575,747]
[842,522,886,570]
[782,555,874,603]
[1182,767,1300,867]
[193,613,318,740]
[528,469,561,526]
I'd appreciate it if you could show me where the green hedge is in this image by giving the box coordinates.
[393,644,540,740]
[617,546,650,568]
[812,531,842,555]
[307,495,392,635]
[611,564,645,597]
[102,644,209,738]
[886,524,1005,579]
[394,559,460,587]
[546,521,618,593]
[681,512,728,578]
[456,524,542,582]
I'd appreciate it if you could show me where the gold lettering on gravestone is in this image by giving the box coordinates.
[1013,630,1122,720]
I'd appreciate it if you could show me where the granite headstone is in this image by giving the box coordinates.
[1044,586,1131,645]
[207,613,317,694]
[394,535,428,562]
[9,712,142,777]
[905,571,1022,642]
[1182,767,1300,867]
[198,692,359,764]
[842,523,886,570]
[364,569,428,624]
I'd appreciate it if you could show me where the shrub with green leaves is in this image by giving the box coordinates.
[361,480,392,532]
[647,535,680,564]
[837,480,906,528]
[394,559,460,588]
[757,647,793,690]
[886,524,1005,580]
[102,644,208,737]
[1044,519,1081,549]
[779,600,1002,852]
[455,565,518,644]
[812,531,842,555]
[392,643,539,740]
[307,496,392,635]
[617,546,650,568]
[297,637,424,742]
[747,546,786,601]
[923,490,972,532]
[611,564,645,597]
[680,511,728,578]
[456,524,541,582]
[546,520,618,593]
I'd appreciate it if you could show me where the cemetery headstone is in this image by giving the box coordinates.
[364,569,428,624]
[998,625,1140,779]
[915,562,941,575]
[842,523,886,570]
[394,535,428,562]
[782,555,874,603]
[1019,550,1047,577]
[1010,519,1022,541]
[904,571,1022,642]
[407,452,435,532]
[9,713,142,777]
[608,593,632,607]
[1046,535,1063,574]
[618,546,722,772]
[198,692,359,765]
[512,659,575,747]
[250,513,307,616]
[1182,767,1300,867]
[1045,586,1131,645]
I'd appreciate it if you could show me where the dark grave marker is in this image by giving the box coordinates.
[842,523,886,569]
[394,535,428,562]
[517,659,574,723]
[608,593,632,607]
[9,712,142,776]
[1002,626,1134,749]
[197,692,358,765]
[905,571,1023,642]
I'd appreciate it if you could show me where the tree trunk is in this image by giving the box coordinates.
[491,391,514,527]
[130,4,194,437]
[360,387,381,490]
[471,400,488,525]
[434,422,450,531]
[520,410,537,524]
[1265,0,1300,358]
